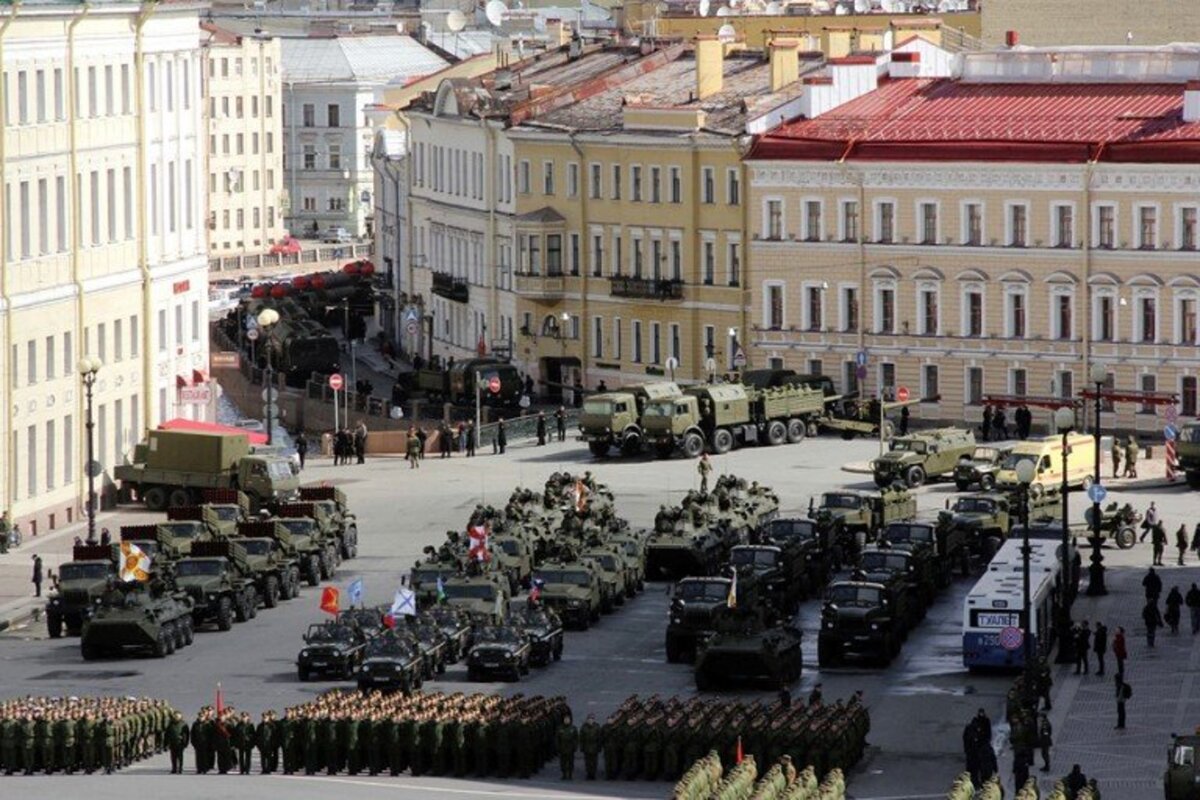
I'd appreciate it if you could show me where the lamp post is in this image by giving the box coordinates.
[77,356,103,544]
[1087,363,1108,596]
[1052,405,1077,664]
[1014,458,1037,701]
[257,308,281,445]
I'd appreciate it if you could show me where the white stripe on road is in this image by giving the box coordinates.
[274,773,640,799]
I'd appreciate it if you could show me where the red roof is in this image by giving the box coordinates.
[750,79,1200,163]
[158,418,268,445]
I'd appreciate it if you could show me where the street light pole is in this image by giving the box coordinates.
[1015,459,1037,702]
[1087,364,1108,596]
[1053,406,1077,664]
[78,357,103,543]
[257,308,281,445]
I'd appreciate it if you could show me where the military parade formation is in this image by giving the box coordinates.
[672,753,847,800]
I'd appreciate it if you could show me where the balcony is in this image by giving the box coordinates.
[431,271,469,303]
[609,276,684,300]
[514,272,567,299]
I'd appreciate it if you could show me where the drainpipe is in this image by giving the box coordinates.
[0,0,20,516]
[287,80,297,236]
[482,117,498,364]
[570,132,588,387]
[134,1,157,427]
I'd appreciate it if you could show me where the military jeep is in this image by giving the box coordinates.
[940,493,1012,560]
[871,427,977,488]
[953,445,1013,491]
[533,561,603,629]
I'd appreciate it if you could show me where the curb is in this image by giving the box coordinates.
[0,598,39,633]
[841,462,874,475]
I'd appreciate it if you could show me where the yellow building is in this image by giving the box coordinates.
[201,24,286,256]
[506,38,831,390]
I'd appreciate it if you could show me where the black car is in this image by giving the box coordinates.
[422,606,473,663]
[356,632,425,693]
[466,625,532,682]
[297,622,367,680]
[665,576,736,663]
[509,607,563,667]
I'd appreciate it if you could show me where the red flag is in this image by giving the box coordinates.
[382,613,396,629]
[216,682,228,738]
[477,333,487,357]
[468,525,490,562]
[735,736,744,764]
[320,586,340,615]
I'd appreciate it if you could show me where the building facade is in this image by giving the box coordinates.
[0,0,210,533]
[748,45,1200,431]
[201,24,286,256]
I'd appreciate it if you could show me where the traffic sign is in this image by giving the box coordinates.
[856,351,867,367]
[261,387,279,403]
[246,328,260,342]
[1087,483,1108,504]
[733,348,747,368]
[329,373,344,391]
[405,321,418,336]
[998,626,1024,652]
[896,386,910,403]
[1166,405,1179,423]
[486,374,501,394]
[261,403,279,418]
[404,308,420,323]
[1165,424,1178,441]
[245,316,258,330]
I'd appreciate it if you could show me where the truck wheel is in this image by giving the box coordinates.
[264,576,280,608]
[619,435,641,457]
[905,465,926,488]
[1117,527,1136,549]
[217,596,234,631]
[587,441,609,458]
[143,486,168,511]
[47,610,63,639]
[786,419,806,443]
[979,474,996,491]
[306,556,320,587]
[163,625,177,655]
[153,634,170,659]
[764,420,787,446]
[234,594,249,623]
[711,428,734,455]
[167,488,191,509]
[681,433,704,459]
[318,552,332,580]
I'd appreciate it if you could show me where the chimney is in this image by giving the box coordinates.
[1005,30,1019,48]
[695,35,723,100]
[1186,81,1200,122]
[769,37,800,92]
[546,18,570,47]
[889,50,921,79]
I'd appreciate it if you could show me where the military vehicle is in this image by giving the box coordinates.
[809,487,917,563]
[666,576,739,663]
[119,522,208,562]
[297,621,367,680]
[410,560,462,607]
[275,502,345,569]
[466,623,533,681]
[953,445,1013,491]
[1164,732,1200,800]
[166,505,237,539]
[414,357,522,407]
[509,606,564,666]
[80,579,196,660]
[758,518,834,598]
[297,486,360,560]
[533,561,603,629]
[46,545,118,638]
[581,546,627,612]
[338,608,387,641]
[871,427,977,488]
[1083,502,1140,549]
[356,632,425,694]
[397,616,451,677]
[261,511,339,582]
[1180,421,1200,488]
[578,381,681,457]
[174,541,261,630]
[729,543,806,617]
[440,572,510,618]
[608,531,647,593]
[422,605,473,662]
[817,579,907,667]
[856,546,932,619]
[693,605,803,690]
[114,429,299,511]
[642,382,827,458]
[645,522,726,580]
[939,494,1013,561]
[229,536,301,602]
[491,534,533,593]
[880,519,970,589]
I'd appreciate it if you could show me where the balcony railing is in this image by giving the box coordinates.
[514,272,567,299]
[432,271,469,303]
[609,276,683,300]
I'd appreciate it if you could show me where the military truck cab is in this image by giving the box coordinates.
[871,427,977,488]
[759,517,833,595]
[941,494,1012,561]
[730,544,803,615]
[46,545,118,638]
[881,519,969,588]
[579,382,681,457]
[818,580,905,667]
[441,573,510,618]
[854,548,926,624]
[666,576,738,663]
[174,541,258,631]
[1178,422,1200,488]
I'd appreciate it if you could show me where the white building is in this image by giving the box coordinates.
[369,126,409,347]
[0,0,210,533]
[280,36,446,239]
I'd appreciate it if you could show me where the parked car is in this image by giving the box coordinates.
[270,236,302,255]
[322,227,352,244]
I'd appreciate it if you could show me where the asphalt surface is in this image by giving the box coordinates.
[0,434,1192,798]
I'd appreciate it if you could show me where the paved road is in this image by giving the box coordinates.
[0,435,1195,798]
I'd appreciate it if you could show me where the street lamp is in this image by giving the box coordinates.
[1087,362,1108,596]
[77,356,103,544]
[1014,458,1037,700]
[257,308,281,445]
[1052,405,1077,664]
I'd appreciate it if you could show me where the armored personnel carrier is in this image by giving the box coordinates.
[46,544,118,638]
[80,579,195,660]
[693,605,803,691]
[645,503,728,580]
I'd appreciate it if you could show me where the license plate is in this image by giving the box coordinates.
[310,661,327,667]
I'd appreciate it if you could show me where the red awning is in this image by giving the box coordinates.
[158,418,268,445]
[176,374,189,388]
[192,369,207,384]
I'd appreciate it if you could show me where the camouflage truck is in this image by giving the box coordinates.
[533,560,603,629]
[409,558,462,608]
[758,518,834,599]
[298,486,359,560]
[809,487,917,564]
[939,493,1013,561]
[871,427,977,488]
[729,543,807,617]
[45,544,119,638]
[119,522,209,563]
[580,545,626,613]
[880,518,970,591]
[229,535,301,602]
[173,540,260,630]
[80,578,196,660]
[275,502,345,569]
[818,579,909,667]
[491,533,533,593]
[166,504,240,539]
[440,572,510,618]
[579,381,681,457]
[642,382,828,458]
[238,519,330,587]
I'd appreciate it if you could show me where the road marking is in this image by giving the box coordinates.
[274,773,629,798]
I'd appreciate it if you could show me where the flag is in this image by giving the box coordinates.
[391,587,417,618]
[320,586,340,616]
[435,575,447,604]
[468,524,490,562]
[215,682,228,738]
[119,541,151,583]
[735,736,744,764]
[477,332,487,357]
[348,578,364,607]
[573,480,589,514]
[727,570,737,609]
[382,614,396,629]
[529,579,543,604]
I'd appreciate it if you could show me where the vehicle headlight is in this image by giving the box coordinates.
[670,615,682,625]
[870,623,880,631]
[207,593,217,601]
[361,664,371,672]
[824,621,834,630]
[49,598,60,606]
[301,649,311,657]
[567,599,582,608]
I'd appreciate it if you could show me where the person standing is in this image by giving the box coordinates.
[1093,621,1108,677]
[981,406,993,442]
[258,711,279,775]
[406,427,421,469]
[416,427,427,459]
[536,412,547,446]
[1114,680,1130,730]
[556,716,577,780]
[165,712,189,774]
[354,421,368,465]
[1074,621,1091,674]
[579,713,601,781]
[1144,566,1163,603]
[438,423,452,459]
[1143,600,1164,647]
[555,406,567,442]
[1125,435,1139,478]
[295,434,308,469]
[0,511,9,554]
[31,555,43,597]
[1037,713,1053,772]
[457,422,468,455]
[1192,523,1200,562]
[496,418,507,455]
[1178,525,1190,566]
[1166,586,1184,635]
[191,711,209,775]
[1186,583,1200,634]
[1113,626,1127,676]
[1152,524,1168,566]
[899,405,910,435]
[993,407,1008,439]
[698,454,712,494]
[1140,502,1160,542]
[1111,443,1122,479]
[466,422,476,457]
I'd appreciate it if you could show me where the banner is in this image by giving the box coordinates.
[468,524,490,562]
[390,587,416,618]
[348,578,364,607]
[320,586,340,616]
[119,541,151,583]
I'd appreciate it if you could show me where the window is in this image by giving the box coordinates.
[964,202,982,246]
[671,239,682,280]
[18,181,29,258]
[27,426,36,498]
[966,367,984,406]
[105,169,116,241]
[612,232,622,275]
[326,103,339,127]
[1008,203,1027,247]
[113,319,122,361]
[918,286,939,335]
[877,201,894,244]
[567,163,579,198]
[87,66,96,117]
[97,322,106,362]
[591,233,603,276]
[1056,370,1073,401]
[89,171,100,245]
[569,233,580,276]
[44,335,54,379]
[702,168,715,204]
[1139,206,1158,249]
[1054,204,1074,247]
[46,420,55,490]
[842,286,858,333]
[631,234,643,277]
[611,164,621,200]
[650,238,662,279]
[26,339,37,385]
[840,200,859,242]
[806,286,823,331]
[631,165,642,201]
[1055,293,1073,340]
[1096,294,1115,342]
[167,162,176,232]
[104,65,114,116]
[54,68,64,120]
[57,175,68,251]
[651,322,661,364]
[670,167,681,203]
[589,163,601,199]
[16,70,27,124]
[727,241,740,286]
[1179,297,1197,344]
[1140,373,1158,413]
[1011,368,1027,397]
[63,330,72,374]
[765,284,784,330]
[702,240,715,285]
[158,309,167,352]
[726,168,740,205]
[613,318,623,359]
[191,300,200,342]
[766,200,783,240]
[877,286,895,334]
[302,145,316,170]
[804,200,821,241]
[328,145,341,170]
[1184,376,1198,417]
[35,70,45,123]
[1139,294,1157,342]
[649,166,660,203]
[518,160,530,194]
[1006,289,1027,338]
[922,364,939,401]
[301,103,314,127]
[880,363,896,397]
[1181,207,1198,250]
[543,161,555,195]
[920,202,938,244]
[964,288,983,337]
[546,234,562,276]
[632,321,643,363]
[590,317,603,358]
[174,304,183,346]
[1097,205,1115,249]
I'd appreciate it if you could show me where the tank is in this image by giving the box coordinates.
[693,605,803,691]
[80,579,195,660]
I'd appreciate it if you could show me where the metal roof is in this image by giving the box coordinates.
[280,35,448,85]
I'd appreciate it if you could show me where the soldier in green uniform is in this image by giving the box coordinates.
[446,717,467,777]
[0,715,15,775]
[36,710,53,773]
[556,715,577,779]
[320,712,338,775]
[257,710,278,774]
[99,714,116,774]
[78,712,96,774]
[642,722,661,781]
[383,715,402,777]
[232,712,253,774]
[340,711,360,775]
[55,710,77,774]
[279,709,296,774]
[471,715,490,777]
[360,713,379,776]
[165,711,189,774]
[579,713,601,780]
[602,717,621,779]
[303,713,321,775]
[213,713,233,774]
[621,721,642,780]
[515,714,535,778]
[493,715,513,778]
[402,714,422,775]
[421,714,443,776]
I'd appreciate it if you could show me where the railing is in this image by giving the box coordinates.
[610,276,684,300]
[477,409,581,448]
[431,271,470,303]
[514,272,568,298]
[209,242,374,272]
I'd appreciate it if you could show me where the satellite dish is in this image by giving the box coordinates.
[853,0,869,11]
[446,9,467,31]
[834,2,849,13]
[813,0,831,11]
[718,22,736,40]
[698,0,711,16]
[656,0,670,13]
[485,0,508,26]
[716,5,733,16]
[879,0,896,9]
[764,1,783,13]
